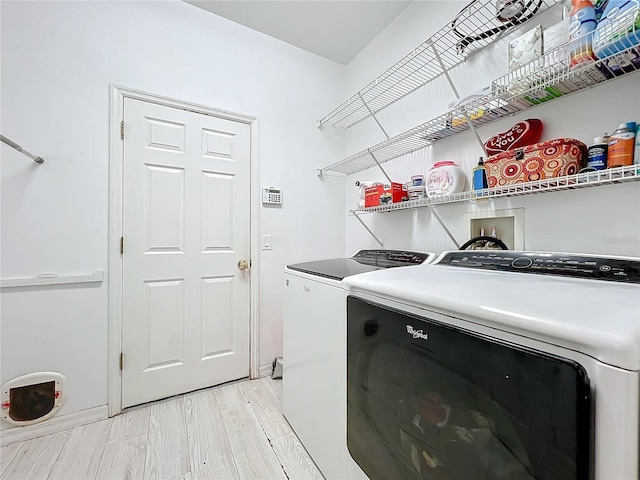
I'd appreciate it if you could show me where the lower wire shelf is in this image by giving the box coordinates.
[350,165,640,215]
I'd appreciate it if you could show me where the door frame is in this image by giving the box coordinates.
[108,85,260,416]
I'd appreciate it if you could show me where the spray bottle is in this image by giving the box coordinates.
[608,123,636,167]
[569,0,598,69]
[634,124,640,165]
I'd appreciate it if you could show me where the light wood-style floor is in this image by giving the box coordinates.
[0,377,325,480]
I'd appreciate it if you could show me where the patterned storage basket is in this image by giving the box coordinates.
[485,138,587,188]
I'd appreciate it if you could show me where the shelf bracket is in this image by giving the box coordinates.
[368,150,393,184]
[358,93,390,140]
[427,204,460,249]
[427,40,487,157]
[352,211,384,247]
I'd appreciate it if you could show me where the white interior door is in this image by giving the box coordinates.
[121,97,251,408]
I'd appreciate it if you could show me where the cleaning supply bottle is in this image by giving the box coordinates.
[586,135,608,170]
[593,0,640,58]
[473,157,488,194]
[569,0,598,69]
[608,123,636,167]
[593,0,608,20]
[635,124,640,165]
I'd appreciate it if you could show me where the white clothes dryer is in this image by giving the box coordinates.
[343,250,640,480]
[283,250,434,480]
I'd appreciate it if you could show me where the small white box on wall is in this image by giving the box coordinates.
[262,187,282,205]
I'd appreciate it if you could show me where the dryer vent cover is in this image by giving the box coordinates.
[2,372,67,426]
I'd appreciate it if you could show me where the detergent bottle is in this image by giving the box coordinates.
[608,123,636,167]
[593,0,640,58]
[472,157,489,195]
[569,0,598,69]
[635,124,640,165]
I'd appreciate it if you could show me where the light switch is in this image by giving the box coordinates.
[262,234,272,250]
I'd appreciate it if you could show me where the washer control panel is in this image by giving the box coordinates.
[352,249,432,266]
[436,251,640,283]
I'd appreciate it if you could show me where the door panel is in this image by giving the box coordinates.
[200,276,234,357]
[147,165,185,252]
[122,97,251,408]
[146,117,185,152]
[201,172,233,250]
[146,279,184,369]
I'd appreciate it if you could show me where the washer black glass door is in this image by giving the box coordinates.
[346,296,591,480]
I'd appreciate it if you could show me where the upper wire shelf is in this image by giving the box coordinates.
[318,0,563,129]
[350,165,640,214]
[318,18,640,177]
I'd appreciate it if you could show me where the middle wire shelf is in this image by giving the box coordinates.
[319,38,640,177]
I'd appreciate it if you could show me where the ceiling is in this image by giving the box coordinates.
[184,1,411,65]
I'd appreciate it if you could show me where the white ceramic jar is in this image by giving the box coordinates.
[426,161,466,198]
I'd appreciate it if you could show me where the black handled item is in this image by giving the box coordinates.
[459,235,509,250]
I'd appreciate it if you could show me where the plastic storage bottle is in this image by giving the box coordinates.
[472,157,489,193]
[593,0,608,20]
[608,123,636,167]
[569,0,598,69]
[426,161,466,198]
[593,0,640,58]
[635,124,640,165]
[586,136,608,170]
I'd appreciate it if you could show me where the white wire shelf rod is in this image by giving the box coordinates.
[1,135,44,164]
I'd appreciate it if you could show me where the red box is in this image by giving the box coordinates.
[364,182,407,207]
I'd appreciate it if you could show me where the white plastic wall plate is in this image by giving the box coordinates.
[464,207,525,250]
[1,372,67,426]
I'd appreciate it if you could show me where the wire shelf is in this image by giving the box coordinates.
[319,23,640,177]
[350,165,640,214]
[318,0,563,129]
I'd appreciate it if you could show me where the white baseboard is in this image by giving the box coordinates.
[0,405,109,446]
[258,363,272,378]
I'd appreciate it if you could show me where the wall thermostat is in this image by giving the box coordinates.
[262,187,282,205]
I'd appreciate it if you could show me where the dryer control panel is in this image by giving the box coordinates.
[436,251,640,283]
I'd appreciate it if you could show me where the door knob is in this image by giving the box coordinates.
[237,259,249,270]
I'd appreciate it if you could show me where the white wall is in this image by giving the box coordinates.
[0,0,345,416]
[343,1,640,257]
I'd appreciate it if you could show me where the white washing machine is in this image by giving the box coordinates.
[343,250,640,480]
[283,249,434,480]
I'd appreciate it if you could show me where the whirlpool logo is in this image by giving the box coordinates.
[406,325,428,340]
